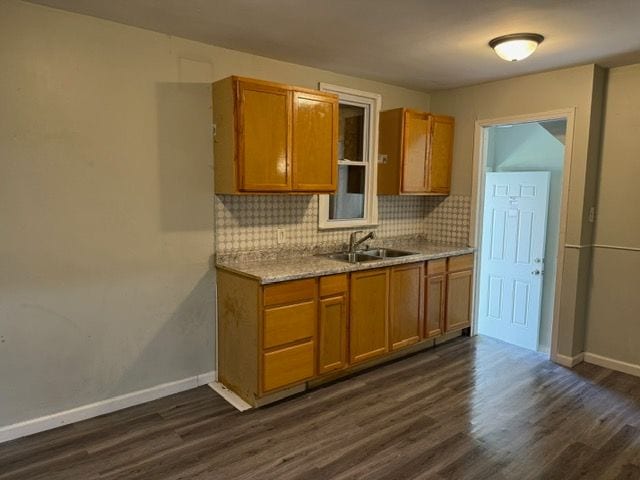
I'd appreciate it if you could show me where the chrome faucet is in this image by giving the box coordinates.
[348,230,375,253]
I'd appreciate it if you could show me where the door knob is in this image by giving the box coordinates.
[531,270,543,275]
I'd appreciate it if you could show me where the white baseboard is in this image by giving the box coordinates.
[554,352,584,367]
[0,370,216,444]
[583,353,640,378]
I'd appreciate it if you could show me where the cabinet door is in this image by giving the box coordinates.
[427,115,454,194]
[445,269,472,332]
[236,80,291,191]
[318,294,348,374]
[292,91,338,192]
[401,110,429,193]
[425,273,446,338]
[350,268,389,364]
[390,263,423,350]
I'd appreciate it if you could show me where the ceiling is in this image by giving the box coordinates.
[27,0,640,91]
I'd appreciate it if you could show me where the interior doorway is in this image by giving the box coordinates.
[474,117,569,353]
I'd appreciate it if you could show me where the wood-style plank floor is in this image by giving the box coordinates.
[2,336,640,480]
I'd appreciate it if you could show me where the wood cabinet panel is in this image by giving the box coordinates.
[401,111,429,193]
[377,108,403,195]
[425,272,446,338]
[262,341,315,392]
[446,269,473,332]
[263,301,315,349]
[237,80,291,191]
[390,263,424,350]
[378,108,454,196]
[318,294,348,374]
[350,268,389,363]
[263,278,316,307]
[448,253,474,272]
[427,258,447,276]
[320,274,348,297]
[427,115,454,194]
[292,91,338,192]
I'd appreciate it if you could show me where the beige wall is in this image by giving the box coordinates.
[585,64,640,365]
[0,0,430,427]
[430,65,605,358]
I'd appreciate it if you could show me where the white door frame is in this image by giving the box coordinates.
[470,108,576,362]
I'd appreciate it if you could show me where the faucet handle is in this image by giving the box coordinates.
[349,230,363,242]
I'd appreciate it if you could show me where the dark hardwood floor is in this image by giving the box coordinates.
[2,336,640,479]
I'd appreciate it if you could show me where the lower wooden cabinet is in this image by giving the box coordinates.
[424,260,446,338]
[318,274,349,374]
[424,254,474,335]
[446,269,473,332]
[350,268,389,364]
[217,253,474,406]
[262,278,317,392]
[390,263,424,350]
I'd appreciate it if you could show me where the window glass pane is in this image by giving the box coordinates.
[329,165,366,219]
[338,104,366,162]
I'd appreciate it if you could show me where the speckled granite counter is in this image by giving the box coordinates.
[216,239,474,284]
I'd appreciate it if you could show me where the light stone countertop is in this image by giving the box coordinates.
[216,239,475,284]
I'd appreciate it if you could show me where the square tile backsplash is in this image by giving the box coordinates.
[215,194,471,257]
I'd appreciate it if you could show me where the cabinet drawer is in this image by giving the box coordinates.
[448,254,474,272]
[320,274,348,297]
[262,341,315,392]
[427,258,447,276]
[263,301,315,349]
[263,278,316,307]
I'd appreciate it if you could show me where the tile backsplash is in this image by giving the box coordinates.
[215,194,471,256]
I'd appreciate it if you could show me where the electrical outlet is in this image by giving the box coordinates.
[588,206,596,223]
[276,229,286,244]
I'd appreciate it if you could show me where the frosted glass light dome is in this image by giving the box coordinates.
[489,33,544,62]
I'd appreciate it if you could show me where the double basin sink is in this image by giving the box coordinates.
[324,248,417,264]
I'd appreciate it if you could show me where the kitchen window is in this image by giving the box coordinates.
[318,84,380,229]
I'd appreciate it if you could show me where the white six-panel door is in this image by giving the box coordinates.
[477,172,551,351]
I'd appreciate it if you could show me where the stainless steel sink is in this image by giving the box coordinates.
[360,248,417,258]
[323,248,418,263]
[325,252,380,263]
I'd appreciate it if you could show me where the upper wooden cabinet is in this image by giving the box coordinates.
[212,76,338,194]
[378,108,454,196]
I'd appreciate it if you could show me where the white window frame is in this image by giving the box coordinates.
[318,83,380,230]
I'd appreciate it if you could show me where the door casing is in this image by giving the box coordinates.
[470,109,576,363]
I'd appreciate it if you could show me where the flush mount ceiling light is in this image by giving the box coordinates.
[489,33,544,62]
